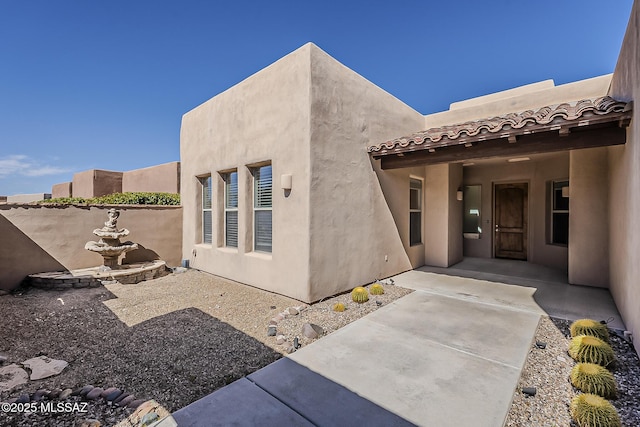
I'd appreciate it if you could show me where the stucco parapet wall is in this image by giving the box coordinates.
[369,96,633,155]
[425,75,613,128]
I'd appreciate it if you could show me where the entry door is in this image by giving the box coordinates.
[494,183,528,260]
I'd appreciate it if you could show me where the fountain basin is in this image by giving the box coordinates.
[28,260,168,289]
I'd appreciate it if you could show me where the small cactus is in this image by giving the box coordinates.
[570,363,617,398]
[369,283,384,295]
[333,302,345,312]
[570,393,621,427]
[351,287,369,303]
[571,319,610,342]
[569,335,615,367]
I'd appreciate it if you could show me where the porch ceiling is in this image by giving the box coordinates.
[369,96,633,170]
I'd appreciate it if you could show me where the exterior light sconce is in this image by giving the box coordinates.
[456,188,463,201]
[281,174,292,197]
[562,186,570,198]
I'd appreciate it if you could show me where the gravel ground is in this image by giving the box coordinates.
[1,269,638,426]
[505,316,640,427]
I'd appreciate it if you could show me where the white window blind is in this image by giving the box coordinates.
[224,171,238,247]
[253,165,272,252]
[201,176,212,244]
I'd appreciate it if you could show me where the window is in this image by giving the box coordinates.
[463,185,482,235]
[223,171,238,247]
[409,178,422,246]
[253,164,272,252]
[200,175,212,244]
[551,180,569,245]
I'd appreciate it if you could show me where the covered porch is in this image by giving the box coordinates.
[369,96,633,289]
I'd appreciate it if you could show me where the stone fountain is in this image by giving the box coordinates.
[28,209,168,289]
[85,209,138,269]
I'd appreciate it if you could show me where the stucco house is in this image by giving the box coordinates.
[181,3,640,347]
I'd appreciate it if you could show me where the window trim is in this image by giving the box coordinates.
[549,179,569,246]
[252,163,272,253]
[223,170,238,248]
[199,175,212,245]
[409,177,423,246]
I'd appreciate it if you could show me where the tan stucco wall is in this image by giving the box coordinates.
[0,205,182,291]
[181,43,426,302]
[73,170,123,198]
[52,182,72,198]
[608,0,640,349]
[181,43,313,302]
[122,161,180,194]
[568,148,610,287]
[461,153,570,271]
[307,45,424,301]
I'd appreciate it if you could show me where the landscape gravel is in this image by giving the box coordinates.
[1,269,638,426]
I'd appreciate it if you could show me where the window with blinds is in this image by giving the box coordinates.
[224,171,238,247]
[409,178,422,246]
[200,175,212,244]
[253,164,272,253]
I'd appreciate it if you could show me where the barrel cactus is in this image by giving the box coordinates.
[570,393,621,427]
[571,319,610,342]
[570,363,617,398]
[369,283,384,295]
[333,302,346,312]
[351,287,369,303]
[569,335,615,367]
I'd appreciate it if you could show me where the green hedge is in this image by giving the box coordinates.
[40,192,180,206]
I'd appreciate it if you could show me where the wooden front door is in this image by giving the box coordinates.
[494,183,528,260]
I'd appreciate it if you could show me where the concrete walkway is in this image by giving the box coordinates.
[172,265,624,427]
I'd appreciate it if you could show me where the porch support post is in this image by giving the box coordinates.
[424,163,464,267]
[568,147,610,287]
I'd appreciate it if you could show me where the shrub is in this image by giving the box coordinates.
[570,363,617,398]
[571,319,610,342]
[570,393,621,427]
[369,283,384,295]
[569,335,615,367]
[40,192,180,206]
[351,287,369,303]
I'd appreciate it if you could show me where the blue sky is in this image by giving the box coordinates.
[0,1,633,196]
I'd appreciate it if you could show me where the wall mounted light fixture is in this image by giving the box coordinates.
[281,174,292,190]
[456,188,463,201]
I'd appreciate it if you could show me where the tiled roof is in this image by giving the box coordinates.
[368,96,632,155]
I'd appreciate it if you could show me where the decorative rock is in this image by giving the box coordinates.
[273,314,284,322]
[267,326,277,336]
[522,386,537,397]
[0,354,8,364]
[276,335,286,345]
[86,387,104,400]
[535,340,547,349]
[113,392,130,405]
[80,385,95,397]
[287,307,299,316]
[15,393,30,403]
[48,388,62,399]
[302,323,324,339]
[127,399,147,409]
[59,388,73,399]
[6,397,17,404]
[269,320,278,326]
[279,311,289,319]
[72,387,84,396]
[0,364,29,392]
[32,389,48,401]
[104,388,123,402]
[140,412,160,425]
[21,355,68,380]
[101,387,119,398]
[116,395,135,407]
[77,419,101,427]
[286,345,296,354]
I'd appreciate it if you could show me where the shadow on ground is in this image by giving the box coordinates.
[0,286,282,412]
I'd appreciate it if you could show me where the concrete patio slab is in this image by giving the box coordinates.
[248,358,415,427]
[171,378,314,427]
[288,291,539,426]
